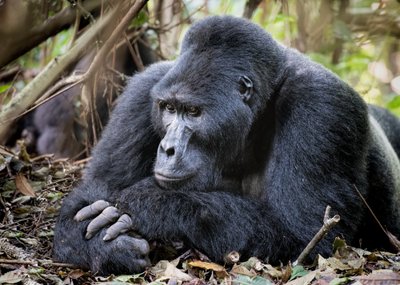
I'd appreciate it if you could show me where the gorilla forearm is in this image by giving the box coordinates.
[111,178,297,262]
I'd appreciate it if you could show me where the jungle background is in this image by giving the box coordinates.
[1,0,400,284]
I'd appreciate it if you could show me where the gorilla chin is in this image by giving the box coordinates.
[154,172,195,188]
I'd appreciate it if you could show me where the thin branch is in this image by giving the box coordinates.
[84,0,149,80]
[0,258,79,269]
[353,185,400,251]
[0,0,102,68]
[0,4,120,143]
[243,0,262,19]
[295,205,340,265]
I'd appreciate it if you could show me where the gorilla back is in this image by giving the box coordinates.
[53,15,400,275]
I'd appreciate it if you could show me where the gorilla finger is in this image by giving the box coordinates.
[135,256,151,268]
[115,235,151,256]
[74,200,110,222]
[85,206,120,239]
[103,214,133,241]
[130,238,151,256]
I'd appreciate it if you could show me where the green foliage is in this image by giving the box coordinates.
[289,265,309,281]
[0,84,11,93]
[233,275,273,285]
[130,10,149,28]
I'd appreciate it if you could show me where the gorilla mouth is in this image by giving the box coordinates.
[154,172,194,183]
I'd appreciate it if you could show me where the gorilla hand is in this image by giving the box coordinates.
[74,200,133,241]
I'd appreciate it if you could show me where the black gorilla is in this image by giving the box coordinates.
[53,16,400,274]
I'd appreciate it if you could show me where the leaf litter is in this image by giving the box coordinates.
[1,144,400,284]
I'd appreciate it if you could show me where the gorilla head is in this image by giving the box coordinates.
[150,17,282,190]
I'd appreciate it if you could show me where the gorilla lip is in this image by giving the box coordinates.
[154,172,193,182]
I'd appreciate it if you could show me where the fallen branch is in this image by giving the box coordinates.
[243,0,263,19]
[0,258,78,269]
[0,4,120,143]
[0,0,102,68]
[81,0,149,145]
[353,185,400,251]
[295,205,340,265]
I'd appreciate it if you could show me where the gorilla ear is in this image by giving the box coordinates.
[238,76,253,103]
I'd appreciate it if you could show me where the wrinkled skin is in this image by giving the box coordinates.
[53,16,400,275]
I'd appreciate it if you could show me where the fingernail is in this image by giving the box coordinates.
[85,233,92,240]
[103,234,110,241]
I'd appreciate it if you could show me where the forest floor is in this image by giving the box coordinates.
[1,145,400,285]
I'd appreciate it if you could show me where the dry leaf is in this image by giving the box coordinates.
[188,260,225,272]
[68,269,86,279]
[188,260,229,278]
[15,173,36,197]
[285,270,317,285]
[354,269,400,284]
[151,260,193,282]
[231,264,256,277]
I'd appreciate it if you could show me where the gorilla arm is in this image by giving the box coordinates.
[52,62,173,275]
[84,177,297,263]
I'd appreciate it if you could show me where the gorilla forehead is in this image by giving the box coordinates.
[152,52,244,104]
[181,15,272,55]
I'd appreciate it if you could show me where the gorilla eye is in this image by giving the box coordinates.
[238,75,253,102]
[165,103,176,113]
[159,100,176,113]
[187,106,201,117]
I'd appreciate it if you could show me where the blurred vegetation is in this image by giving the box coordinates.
[0,0,399,152]
[0,1,399,283]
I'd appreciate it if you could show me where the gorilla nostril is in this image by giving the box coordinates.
[165,147,175,156]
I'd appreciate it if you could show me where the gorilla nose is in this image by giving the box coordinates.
[165,146,175,157]
[159,138,176,157]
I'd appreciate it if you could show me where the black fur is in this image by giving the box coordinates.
[53,16,400,275]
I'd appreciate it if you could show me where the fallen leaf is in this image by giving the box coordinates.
[263,264,282,279]
[231,264,256,277]
[188,260,229,278]
[354,269,400,284]
[290,265,309,280]
[286,270,317,285]
[233,275,273,285]
[0,269,25,284]
[188,260,226,273]
[68,269,86,279]
[151,260,193,282]
[15,173,36,197]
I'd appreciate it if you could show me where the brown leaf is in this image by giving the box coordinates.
[151,260,193,282]
[68,269,86,279]
[15,173,36,197]
[188,260,225,272]
[188,260,228,277]
[354,269,400,284]
[231,264,256,277]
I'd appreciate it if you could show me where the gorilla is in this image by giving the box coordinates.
[53,16,400,275]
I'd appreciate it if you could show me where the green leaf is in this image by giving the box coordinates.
[387,96,400,110]
[233,275,273,285]
[0,84,11,93]
[289,265,308,281]
[333,20,352,41]
[333,237,347,253]
[130,11,148,28]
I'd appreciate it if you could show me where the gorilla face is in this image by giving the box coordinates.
[151,56,255,190]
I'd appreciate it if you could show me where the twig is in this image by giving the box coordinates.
[353,185,400,251]
[81,0,149,124]
[0,258,79,269]
[83,0,149,81]
[295,205,340,265]
[0,5,120,143]
[243,0,263,19]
